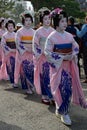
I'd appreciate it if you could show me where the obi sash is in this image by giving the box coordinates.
[21,41,32,44]
[21,36,33,44]
[6,41,16,49]
[53,43,72,54]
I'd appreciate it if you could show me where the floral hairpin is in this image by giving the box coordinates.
[50,8,63,18]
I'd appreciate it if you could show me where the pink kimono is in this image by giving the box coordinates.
[33,26,54,99]
[15,27,35,90]
[0,31,16,83]
[45,30,87,115]
[0,28,7,67]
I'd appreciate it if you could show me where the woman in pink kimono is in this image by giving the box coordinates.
[15,10,35,94]
[0,18,7,67]
[45,8,87,125]
[1,19,16,86]
[33,9,54,105]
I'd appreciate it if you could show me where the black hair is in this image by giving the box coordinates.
[68,16,75,25]
[22,13,33,25]
[52,10,68,29]
[39,10,50,24]
[5,19,15,29]
[0,18,5,28]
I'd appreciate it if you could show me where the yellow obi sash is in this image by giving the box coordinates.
[21,36,33,44]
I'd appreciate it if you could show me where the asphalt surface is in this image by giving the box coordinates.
[0,69,87,130]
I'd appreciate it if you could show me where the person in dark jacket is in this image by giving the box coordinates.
[66,16,81,77]
[77,16,87,83]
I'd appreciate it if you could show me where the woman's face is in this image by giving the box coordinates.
[1,21,5,29]
[24,17,32,28]
[43,15,51,27]
[58,17,67,31]
[7,23,14,32]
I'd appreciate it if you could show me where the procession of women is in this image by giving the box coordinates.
[0,7,87,126]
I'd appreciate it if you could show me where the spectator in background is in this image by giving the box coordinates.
[77,16,87,83]
[66,16,78,42]
[66,16,81,77]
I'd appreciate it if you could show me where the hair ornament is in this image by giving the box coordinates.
[20,10,33,20]
[50,8,63,18]
[38,7,50,17]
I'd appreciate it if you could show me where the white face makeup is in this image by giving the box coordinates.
[58,17,67,32]
[43,15,51,27]
[7,23,14,32]
[24,17,32,28]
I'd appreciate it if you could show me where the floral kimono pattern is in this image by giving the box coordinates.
[15,27,35,90]
[0,31,16,83]
[45,30,87,115]
[33,26,54,99]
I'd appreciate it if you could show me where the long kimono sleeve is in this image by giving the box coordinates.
[61,37,79,62]
[71,37,79,63]
[1,35,10,55]
[44,37,64,69]
[32,31,42,60]
[64,36,79,61]
[72,37,79,55]
[15,31,26,55]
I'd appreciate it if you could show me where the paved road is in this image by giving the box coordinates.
[0,76,87,130]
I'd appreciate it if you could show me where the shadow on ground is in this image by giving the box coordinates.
[24,93,42,104]
[0,121,22,130]
[4,86,42,104]
[4,87,25,95]
[70,115,87,130]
